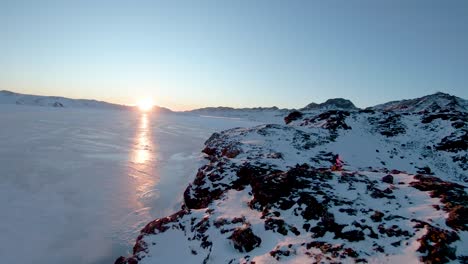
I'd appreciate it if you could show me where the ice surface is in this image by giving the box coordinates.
[0,105,259,264]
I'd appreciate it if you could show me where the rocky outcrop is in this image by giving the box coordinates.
[301,98,358,111]
[117,93,467,264]
[229,226,262,252]
[284,111,303,124]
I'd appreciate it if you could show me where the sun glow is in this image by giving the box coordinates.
[137,98,154,111]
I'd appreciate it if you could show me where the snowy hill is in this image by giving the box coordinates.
[186,106,291,123]
[0,90,127,110]
[186,99,359,123]
[0,90,173,113]
[117,93,467,264]
[371,92,468,113]
[301,98,358,111]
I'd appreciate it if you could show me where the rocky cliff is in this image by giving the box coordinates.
[117,93,467,264]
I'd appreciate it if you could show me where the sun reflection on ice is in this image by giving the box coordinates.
[134,113,152,164]
[128,112,160,209]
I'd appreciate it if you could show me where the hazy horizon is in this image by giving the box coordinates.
[1,88,466,112]
[1,0,467,110]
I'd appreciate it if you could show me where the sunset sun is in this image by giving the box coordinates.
[137,98,154,111]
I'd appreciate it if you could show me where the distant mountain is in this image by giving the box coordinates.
[186,106,291,123]
[371,92,468,113]
[186,99,360,123]
[301,98,358,111]
[187,106,289,113]
[0,90,173,113]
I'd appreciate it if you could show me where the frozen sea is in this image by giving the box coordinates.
[0,105,259,264]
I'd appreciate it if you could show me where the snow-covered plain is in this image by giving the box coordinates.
[0,105,259,264]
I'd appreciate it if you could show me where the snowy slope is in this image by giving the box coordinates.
[186,98,358,124]
[371,92,467,113]
[0,90,127,109]
[117,93,467,264]
[186,107,290,124]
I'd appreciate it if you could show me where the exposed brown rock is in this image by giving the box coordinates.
[229,226,262,252]
[371,211,384,222]
[382,174,394,184]
[284,111,303,124]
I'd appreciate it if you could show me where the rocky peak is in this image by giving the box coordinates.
[372,92,467,113]
[301,98,357,111]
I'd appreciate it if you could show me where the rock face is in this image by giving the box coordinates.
[117,93,467,264]
[284,111,303,124]
[301,98,358,111]
[229,226,262,253]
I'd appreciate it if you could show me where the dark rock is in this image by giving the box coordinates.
[52,102,64,107]
[370,211,384,222]
[435,131,468,153]
[249,165,316,210]
[378,224,411,238]
[140,210,187,235]
[297,193,326,220]
[301,110,351,131]
[310,212,346,238]
[221,146,242,158]
[114,257,138,264]
[417,224,459,263]
[229,227,262,252]
[284,111,303,124]
[382,175,394,184]
[446,206,468,231]
[416,166,433,175]
[214,218,229,228]
[231,217,245,224]
[369,114,406,137]
[339,208,357,216]
[410,175,468,220]
[340,230,365,242]
[265,218,288,235]
[183,184,224,209]
[202,147,217,156]
[368,185,395,199]
[232,165,271,191]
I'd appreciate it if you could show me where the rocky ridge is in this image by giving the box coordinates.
[117,93,467,264]
[301,98,357,111]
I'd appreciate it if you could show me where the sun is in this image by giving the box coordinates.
[137,98,154,111]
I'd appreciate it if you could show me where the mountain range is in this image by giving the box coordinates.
[0,90,173,113]
[2,90,467,115]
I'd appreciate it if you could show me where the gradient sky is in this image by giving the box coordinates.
[1,0,467,110]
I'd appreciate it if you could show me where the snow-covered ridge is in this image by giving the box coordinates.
[117,93,467,264]
[371,92,468,113]
[300,98,357,111]
[185,107,291,124]
[0,90,173,112]
[0,90,126,109]
[185,99,359,123]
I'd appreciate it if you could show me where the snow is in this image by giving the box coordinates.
[127,100,466,263]
[1,91,467,264]
[0,104,259,264]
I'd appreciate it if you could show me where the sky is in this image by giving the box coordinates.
[0,0,467,110]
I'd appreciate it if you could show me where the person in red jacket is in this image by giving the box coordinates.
[331,154,343,171]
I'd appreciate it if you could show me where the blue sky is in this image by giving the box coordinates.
[1,0,467,110]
